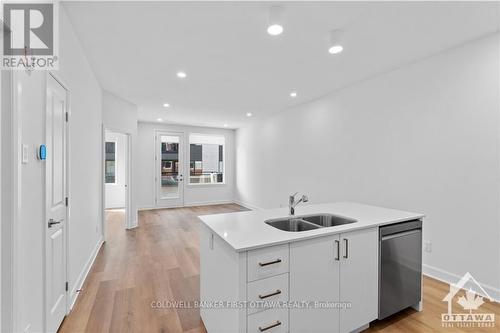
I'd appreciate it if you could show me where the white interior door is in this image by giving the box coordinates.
[155,132,184,207]
[45,74,68,333]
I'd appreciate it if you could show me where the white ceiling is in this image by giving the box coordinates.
[63,1,499,129]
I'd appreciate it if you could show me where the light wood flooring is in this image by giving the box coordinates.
[59,204,499,333]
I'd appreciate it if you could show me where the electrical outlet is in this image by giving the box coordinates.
[424,241,432,253]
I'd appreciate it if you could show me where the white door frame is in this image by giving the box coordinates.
[44,72,71,329]
[102,126,132,240]
[154,130,185,208]
[1,64,17,333]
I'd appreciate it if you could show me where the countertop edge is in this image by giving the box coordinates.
[202,214,425,252]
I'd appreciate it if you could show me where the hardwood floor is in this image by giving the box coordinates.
[59,204,499,333]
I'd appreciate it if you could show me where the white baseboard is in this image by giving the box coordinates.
[423,264,500,302]
[232,200,262,211]
[184,199,233,207]
[138,200,234,211]
[127,220,138,229]
[138,206,157,211]
[68,238,104,311]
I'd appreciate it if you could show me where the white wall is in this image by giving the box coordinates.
[137,122,235,208]
[236,34,500,298]
[105,131,127,209]
[102,90,138,226]
[11,6,103,332]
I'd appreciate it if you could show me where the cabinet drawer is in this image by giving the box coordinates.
[247,273,289,315]
[247,244,289,282]
[247,308,289,333]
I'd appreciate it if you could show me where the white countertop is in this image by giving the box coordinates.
[199,202,424,252]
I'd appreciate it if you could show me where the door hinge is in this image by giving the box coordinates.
[65,282,69,292]
[65,112,69,122]
[65,197,68,206]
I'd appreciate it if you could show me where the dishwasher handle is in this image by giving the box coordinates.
[381,229,421,241]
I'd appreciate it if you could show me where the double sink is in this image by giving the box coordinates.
[265,214,357,232]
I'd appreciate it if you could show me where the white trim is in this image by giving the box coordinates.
[102,128,133,237]
[68,238,103,310]
[44,72,71,331]
[232,200,262,211]
[423,264,500,302]
[183,200,234,207]
[187,133,226,186]
[155,130,185,208]
[1,65,16,333]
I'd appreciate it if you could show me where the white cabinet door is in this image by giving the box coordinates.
[339,227,378,333]
[290,235,340,333]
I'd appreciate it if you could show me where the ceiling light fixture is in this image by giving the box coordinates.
[223,123,228,128]
[246,112,253,117]
[328,29,344,55]
[163,103,170,108]
[290,91,297,98]
[157,118,163,122]
[177,71,187,78]
[267,6,284,36]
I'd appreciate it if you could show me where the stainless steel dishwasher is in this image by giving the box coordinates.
[379,220,422,319]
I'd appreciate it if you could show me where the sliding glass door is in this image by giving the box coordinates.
[155,132,184,207]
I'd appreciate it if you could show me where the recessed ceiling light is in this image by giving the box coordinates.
[246,112,252,117]
[328,45,343,54]
[267,24,283,36]
[223,123,228,128]
[163,103,170,108]
[328,29,344,55]
[267,6,284,36]
[157,118,163,122]
[290,91,297,98]
[176,71,187,78]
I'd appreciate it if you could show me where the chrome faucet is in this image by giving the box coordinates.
[289,192,309,215]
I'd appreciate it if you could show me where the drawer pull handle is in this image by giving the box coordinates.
[259,289,282,299]
[259,320,282,332]
[259,259,282,267]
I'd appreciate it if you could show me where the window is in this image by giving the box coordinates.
[105,141,116,183]
[189,134,225,184]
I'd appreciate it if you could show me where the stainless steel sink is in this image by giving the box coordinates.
[265,218,320,232]
[301,214,357,227]
[265,214,357,232]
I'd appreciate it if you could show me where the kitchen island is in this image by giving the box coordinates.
[199,202,424,333]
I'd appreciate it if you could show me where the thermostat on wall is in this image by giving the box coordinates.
[38,144,47,161]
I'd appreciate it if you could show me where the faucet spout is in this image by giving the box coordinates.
[289,192,309,215]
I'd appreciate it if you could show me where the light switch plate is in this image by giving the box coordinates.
[22,144,29,164]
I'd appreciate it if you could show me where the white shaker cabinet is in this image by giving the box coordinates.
[290,227,378,333]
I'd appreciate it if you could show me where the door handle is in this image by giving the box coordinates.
[48,218,63,228]
[334,240,340,261]
[343,238,349,259]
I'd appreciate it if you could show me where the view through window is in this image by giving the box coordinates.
[189,134,225,184]
[105,141,116,183]
[160,135,180,198]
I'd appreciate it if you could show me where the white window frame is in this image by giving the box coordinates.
[187,134,226,186]
[104,140,117,185]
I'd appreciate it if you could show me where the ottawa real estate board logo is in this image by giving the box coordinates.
[441,272,495,329]
[2,2,58,70]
